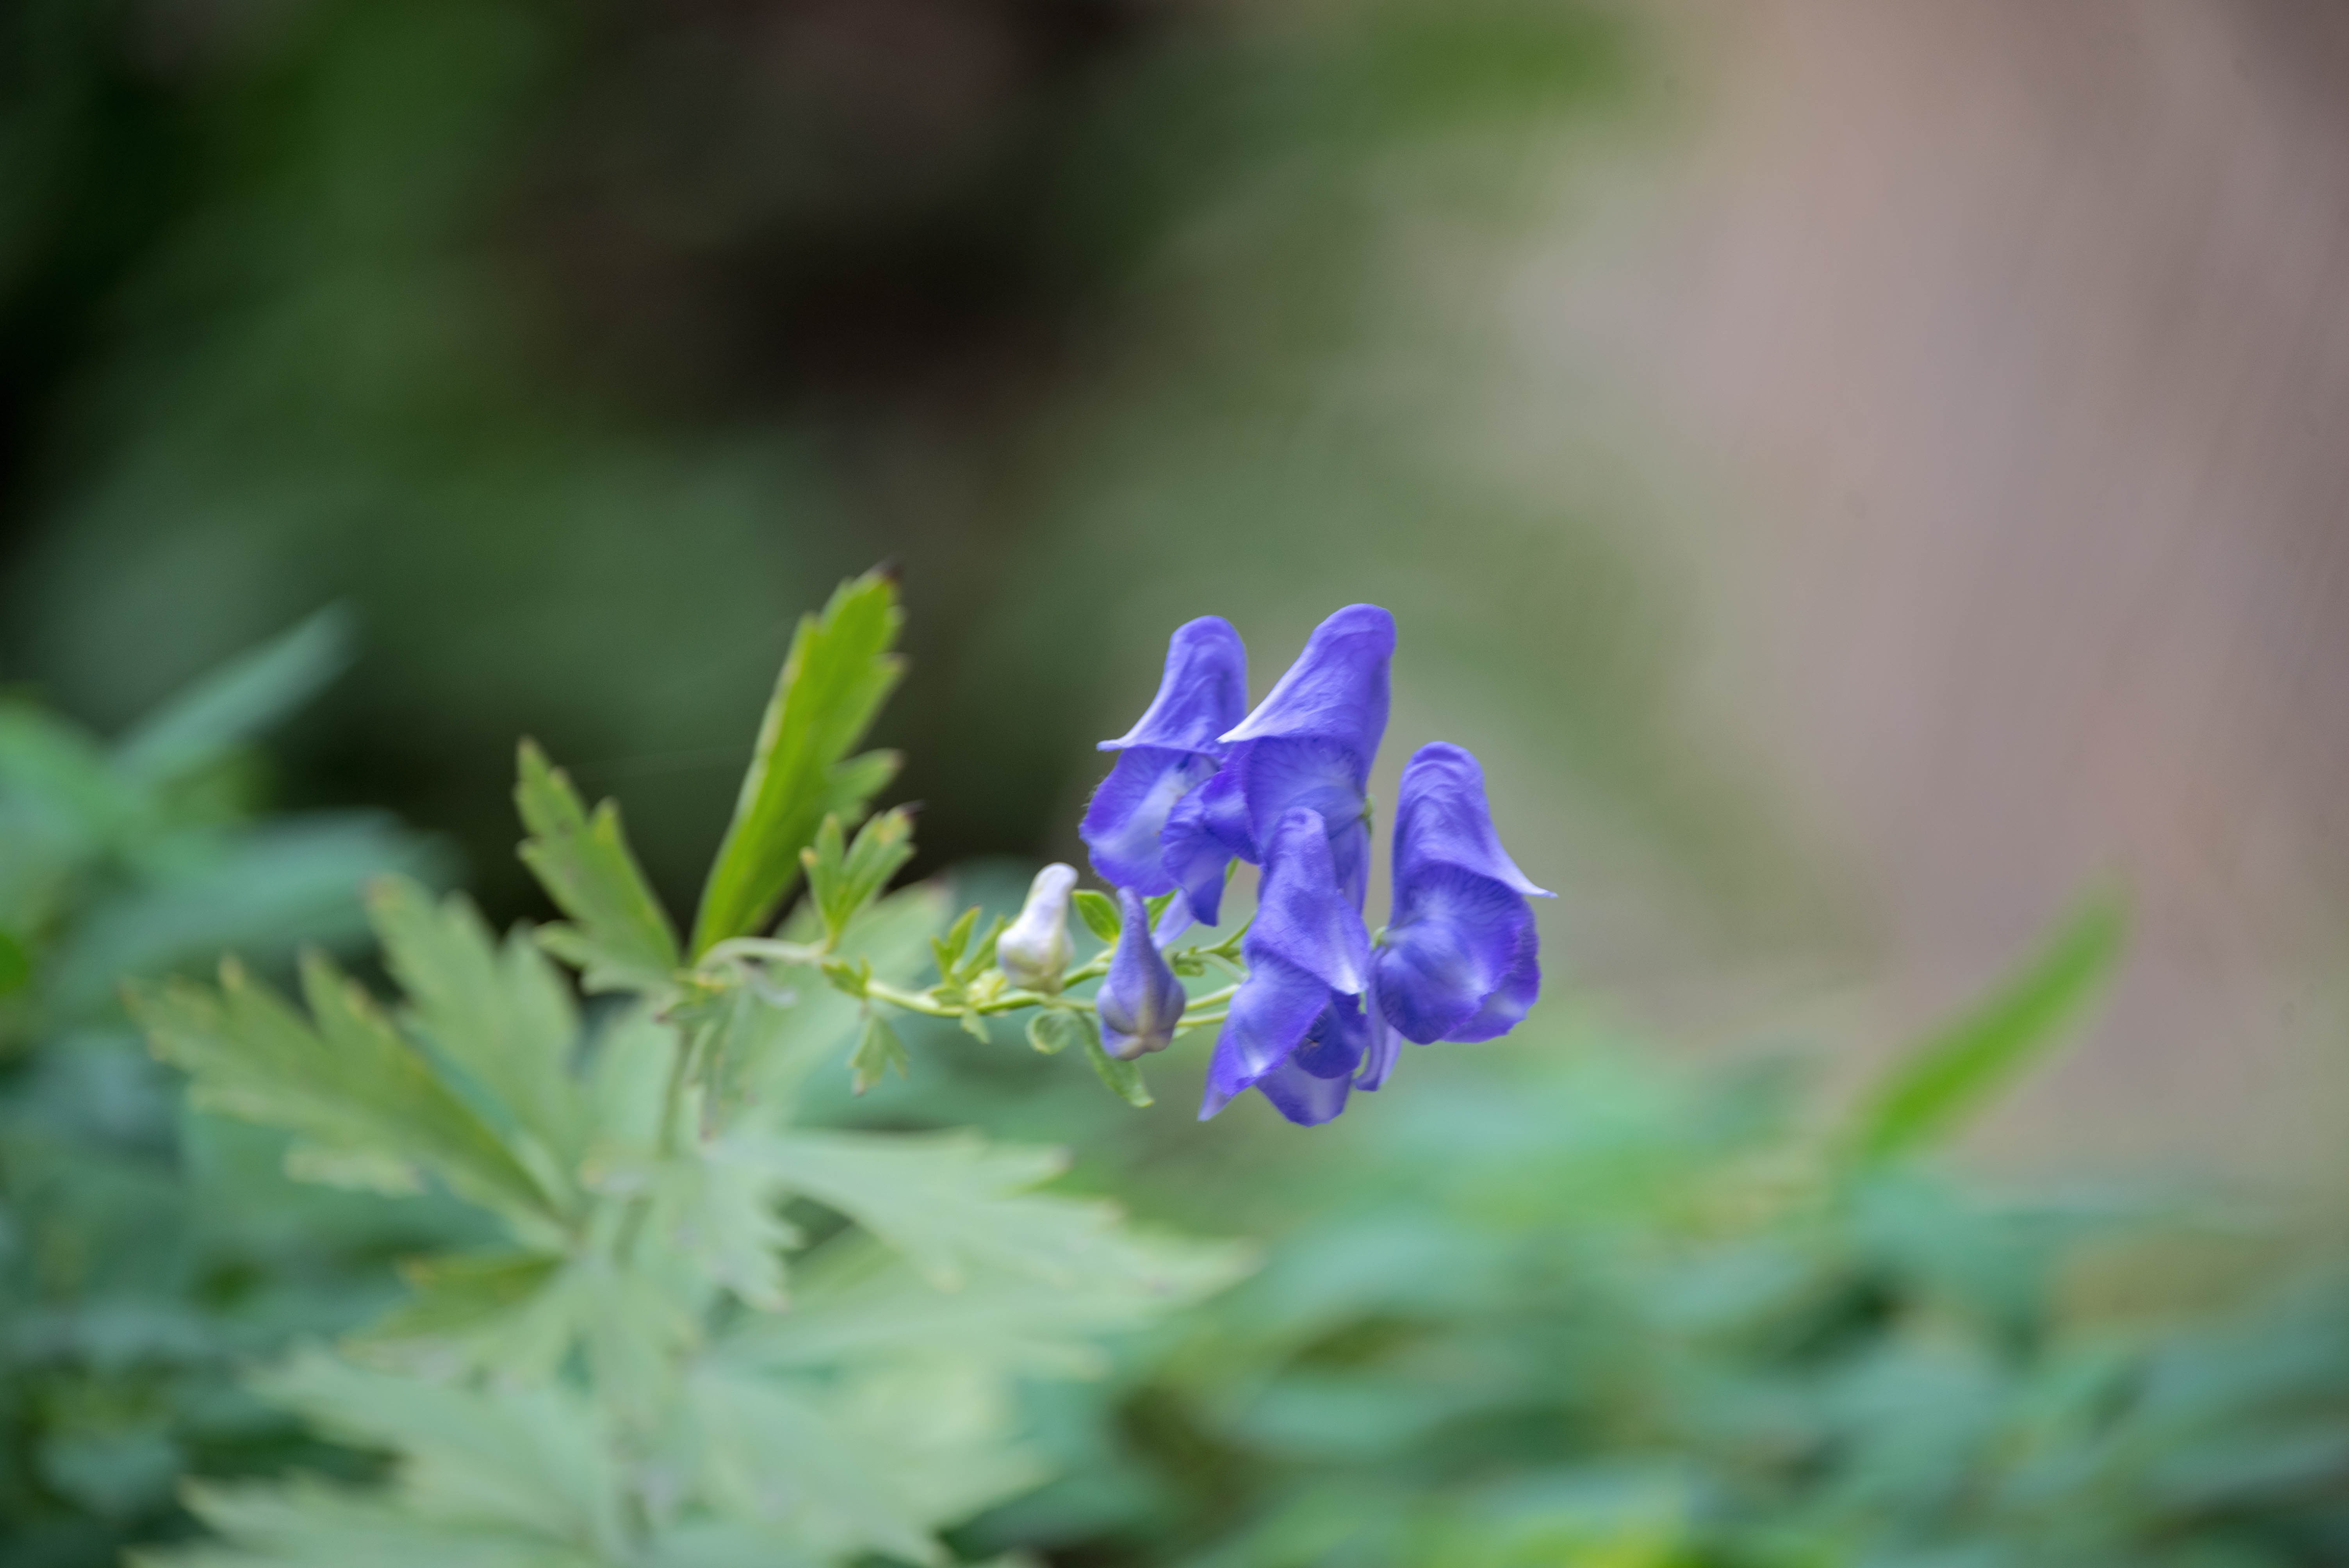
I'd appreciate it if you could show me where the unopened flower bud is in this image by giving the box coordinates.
[1098,887,1187,1060]
[997,863,1078,992]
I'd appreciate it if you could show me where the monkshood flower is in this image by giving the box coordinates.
[1364,743,1552,1085]
[1188,604,1394,914]
[1096,888,1188,1060]
[1081,618,1247,930]
[1201,807,1372,1126]
[997,862,1077,992]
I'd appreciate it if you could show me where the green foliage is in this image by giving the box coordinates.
[0,618,444,1567]
[1851,893,2128,1162]
[691,572,905,957]
[998,1020,2349,1568]
[133,578,1239,1567]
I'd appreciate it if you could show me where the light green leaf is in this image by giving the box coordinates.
[252,1352,626,1554]
[1849,892,2128,1161]
[114,606,352,784]
[724,1230,1251,1379]
[729,1130,1118,1289]
[370,877,585,1167]
[689,1370,943,1566]
[1079,1012,1153,1108]
[691,572,904,956]
[132,955,558,1226]
[159,1478,609,1568]
[1026,1010,1085,1056]
[351,1250,579,1384]
[848,1013,908,1096]
[516,740,681,996]
[1071,889,1121,944]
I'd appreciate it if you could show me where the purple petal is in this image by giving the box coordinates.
[1220,604,1393,760]
[1391,743,1551,898]
[1448,942,1540,1043]
[1357,985,1401,1090]
[1097,887,1189,1059]
[1158,767,1252,927]
[1253,1053,1353,1126]
[1081,747,1217,894]
[1249,809,1371,995]
[1375,863,1538,1044]
[1101,617,1249,755]
[1201,953,1330,1119]
[1227,738,1373,904]
[1289,991,1368,1080]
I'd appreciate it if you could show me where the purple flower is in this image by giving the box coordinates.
[1081,618,1248,924]
[1366,743,1551,1085]
[1200,808,1373,1126]
[1205,604,1394,913]
[1097,888,1188,1060]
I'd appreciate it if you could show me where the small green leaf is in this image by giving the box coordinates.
[1072,889,1121,944]
[849,1013,908,1096]
[1144,891,1178,931]
[957,1010,993,1044]
[1849,892,2128,1162]
[0,928,30,998]
[807,807,917,948]
[931,906,980,981]
[692,572,905,955]
[1076,1013,1152,1108]
[515,741,681,996]
[1026,1010,1085,1056]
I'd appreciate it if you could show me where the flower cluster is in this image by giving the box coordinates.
[1082,606,1550,1125]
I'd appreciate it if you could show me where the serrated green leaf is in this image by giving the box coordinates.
[689,1370,943,1566]
[692,572,905,956]
[931,906,979,981]
[724,1230,1251,1379]
[1850,892,2128,1161]
[132,956,557,1225]
[369,877,585,1169]
[114,606,352,784]
[162,1477,611,1568]
[1077,1011,1153,1107]
[729,1130,1116,1289]
[251,1352,626,1552]
[516,740,681,996]
[1026,1010,1085,1056]
[357,1251,575,1382]
[849,1013,908,1096]
[1072,889,1121,944]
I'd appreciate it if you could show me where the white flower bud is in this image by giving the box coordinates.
[996,862,1078,992]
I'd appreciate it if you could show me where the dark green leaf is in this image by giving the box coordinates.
[0,927,30,998]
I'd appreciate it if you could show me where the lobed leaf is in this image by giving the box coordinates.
[691,572,905,956]
[516,741,682,996]
[371,876,586,1167]
[728,1130,1119,1290]
[132,955,558,1226]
